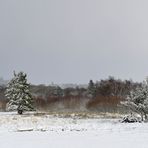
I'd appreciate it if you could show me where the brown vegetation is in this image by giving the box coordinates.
[86,96,122,112]
[0,99,7,111]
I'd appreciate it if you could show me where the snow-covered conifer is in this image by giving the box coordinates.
[5,71,34,114]
[121,79,148,121]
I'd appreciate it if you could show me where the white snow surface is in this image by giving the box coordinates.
[0,112,148,148]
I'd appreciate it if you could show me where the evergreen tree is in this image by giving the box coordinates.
[88,80,96,98]
[5,71,34,114]
[55,86,63,97]
[121,80,148,121]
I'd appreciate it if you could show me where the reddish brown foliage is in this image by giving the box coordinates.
[0,99,7,111]
[86,96,122,112]
[34,96,46,108]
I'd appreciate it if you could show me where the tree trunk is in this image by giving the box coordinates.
[141,113,144,121]
[17,109,23,115]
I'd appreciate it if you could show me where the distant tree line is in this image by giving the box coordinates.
[0,75,141,113]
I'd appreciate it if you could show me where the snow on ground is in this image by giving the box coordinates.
[0,112,148,148]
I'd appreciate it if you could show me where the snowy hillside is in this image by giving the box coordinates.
[0,112,148,148]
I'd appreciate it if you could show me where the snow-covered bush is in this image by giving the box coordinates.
[5,71,34,114]
[121,79,148,121]
[121,114,141,123]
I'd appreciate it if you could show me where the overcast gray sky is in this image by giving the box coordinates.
[0,0,148,84]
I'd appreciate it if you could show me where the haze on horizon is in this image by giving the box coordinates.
[0,0,148,85]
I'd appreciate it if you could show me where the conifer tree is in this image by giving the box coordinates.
[121,79,148,121]
[5,71,34,114]
[88,80,96,98]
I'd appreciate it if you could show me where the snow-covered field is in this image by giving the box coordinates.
[0,112,148,148]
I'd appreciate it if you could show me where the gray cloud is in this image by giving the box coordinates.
[0,0,148,84]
